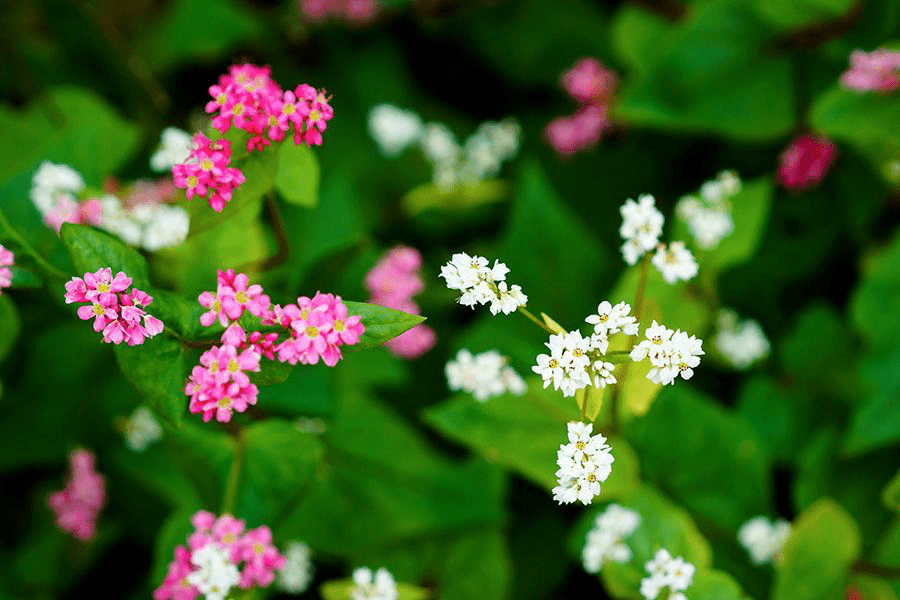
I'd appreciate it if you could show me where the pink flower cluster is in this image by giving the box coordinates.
[840,48,900,93]
[44,197,103,233]
[186,341,261,423]
[777,134,837,190]
[64,268,164,345]
[546,58,618,156]
[0,244,13,293]
[172,133,246,213]
[365,245,436,359]
[154,510,286,600]
[299,0,378,24]
[48,450,105,541]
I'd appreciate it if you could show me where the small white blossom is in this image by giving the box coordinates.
[351,567,398,600]
[652,242,698,284]
[123,406,162,452]
[440,253,527,315]
[592,361,616,388]
[582,503,641,573]
[619,195,664,265]
[738,516,791,565]
[30,161,85,215]
[640,549,695,600]
[630,320,704,385]
[552,422,614,505]
[714,309,770,369]
[532,331,592,398]
[446,349,526,402]
[676,170,740,249]
[186,543,240,600]
[585,301,639,338]
[420,123,461,165]
[150,127,192,172]
[141,204,190,251]
[277,541,314,594]
[368,104,424,157]
[99,195,189,251]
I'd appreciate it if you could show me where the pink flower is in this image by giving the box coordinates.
[237,526,286,589]
[561,58,618,104]
[221,272,271,319]
[83,268,132,303]
[172,134,245,213]
[840,48,900,93]
[65,269,163,345]
[0,244,14,293]
[48,449,105,541]
[42,196,104,233]
[385,323,436,359]
[153,546,199,600]
[545,104,608,156]
[777,134,837,190]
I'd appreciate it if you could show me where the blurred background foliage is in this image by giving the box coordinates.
[1,0,900,598]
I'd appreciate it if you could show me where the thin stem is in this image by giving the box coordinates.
[518,306,553,334]
[851,560,900,579]
[221,427,246,515]
[0,211,69,280]
[237,193,291,272]
[633,252,652,325]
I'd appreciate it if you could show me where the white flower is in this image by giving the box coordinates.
[30,161,85,215]
[582,503,641,573]
[585,301,639,338]
[150,127,192,172]
[368,104,424,157]
[141,204,190,251]
[532,331,592,398]
[477,119,521,162]
[351,567,398,600]
[552,422,614,505]
[490,281,527,315]
[277,541,314,594]
[592,361,616,388]
[420,123,461,165]
[631,321,704,385]
[445,349,526,402]
[652,242,698,284]
[186,543,240,600]
[619,195,664,265]
[123,406,162,452]
[738,516,791,565]
[665,557,696,591]
[676,170,740,249]
[440,253,526,315]
[714,309,770,369]
[640,549,694,600]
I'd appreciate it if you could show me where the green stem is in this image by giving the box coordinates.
[221,427,246,515]
[518,306,553,334]
[0,211,69,280]
[851,560,900,579]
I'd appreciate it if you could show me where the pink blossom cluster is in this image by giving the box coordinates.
[840,48,900,93]
[186,341,262,423]
[0,244,13,293]
[546,58,618,156]
[777,134,837,190]
[172,133,246,213]
[364,245,435,359]
[48,449,105,541]
[44,197,104,233]
[299,0,378,25]
[64,268,164,345]
[154,510,286,600]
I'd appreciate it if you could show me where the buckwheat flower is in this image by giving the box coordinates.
[652,241,698,284]
[43,195,104,233]
[142,205,190,251]
[592,361,616,388]
[777,134,837,190]
[714,309,770,369]
[582,503,641,573]
[440,253,527,315]
[640,549,694,600]
[631,321,703,385]
[187,543,241,600]
[237,525,287,589]
[586,301,639,338]
[545,104,609,156]
[446,349,527,401]
[0,244,14,293]
[620,195,664,265]
[553,422,614,505]
[123,406,163,452]
[420,123,461,166]
[30,161,85,215]
[365,245,425,307]
[840,48,900,93]
[351,567,398,600]
[277,541,314,594]
[151,127,193,172]
[48,449,106,541]
[738,516,791,565]
[561,58,618,104]
[220,272,271,320]
[533,331,593,398]
[385,324,437,359]
[368,104,424,156]
[269,292,364,367]
[172,133,246,212]
[153,546,198,600]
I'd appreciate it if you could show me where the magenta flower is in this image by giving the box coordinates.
[153,546,199,600]
[777,134,837,190]
[561,58,618,104]
[385,323,437,359]
[840,48,900,93]
[0,244,15,294]
[48,449,106,541]
[545,57,618,156]
[237,526,287,589]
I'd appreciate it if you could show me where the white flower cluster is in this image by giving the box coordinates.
[620,195,698,284]
[552,422,614,505]
[582,503,641,573]
[277,541,314,594]
[440,253,527,315]
[123,406,162,452]
[151,127,192,172]
[640,549,695,600]
[630,320,704,385]
[714,309,770,369]
[30,161,85,214]
[676,170,740,250]
[350,567,398,600]
[187,543,241,600]
[445,349,526,401]
[738,516,791,565]
[367,103,520,190]
[533,301,638,397]
[101,194,190,252]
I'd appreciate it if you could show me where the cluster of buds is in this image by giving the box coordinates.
[546,58,618,156]
[0,244,13,293]
[840,48,900,93]
[445,349,526,401]
[64,268,163,345]
[439,253,527,315]
[48,450,105,541]
[777,134,837,191]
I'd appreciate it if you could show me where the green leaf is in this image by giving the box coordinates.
[343,300,426,349]
[773,498,861,600]
[114,337,187,428]
[689,569,748,600]
[0,295,20,363]
[151,507,200,583]
[60,223,150,288]
[850,231,900,348]
[402,180,511,215]
[610,5,673,76]
[883,469,900,513]
[276,141,320,208]
[756,0,854,29]
[321,580,428,600]
[812,81,900,163]
[250,358,294,386]
[163,421,234,510]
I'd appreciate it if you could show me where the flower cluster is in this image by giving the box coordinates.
[151,127,193,172]
[122,406,163,452]
[350,566,398,600]
[29,161,102,232]
[365,245,436,359]
[778,134,837,191]
[738,516,791,565]
[640,549,695,600]
[714,309,770,370]
[0,244,13,294]
[65,268,164,345]
[299,0,378,25]
[553,422,614,505]
[840,48,900,93]
[630,320,704,385]
[546,58,618,156]
[676,170,741,250]
[368,104,521,190]
[154,511,286,600]
[445,349,527,401]
[582,503,641,573]
[652,241,699,284]
[440,253,527,315]
[172,133,246,213]
[277,541,314,594]
[48,449,105,541]
[620,195,698,284]
[186,342,262,423]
